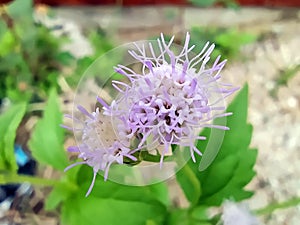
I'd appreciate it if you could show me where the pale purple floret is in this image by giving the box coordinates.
[64,106,137,196]
[106,32,238,165]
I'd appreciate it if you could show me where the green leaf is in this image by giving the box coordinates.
[199,154,238,197]
[45,183,73,210]
[7,0,33,21]
[190,206,209,221]
[189,27,256,63]
[28,89,68,170]
[177,84,257,206]
[0,30,17,57]
[0,103,26,172]
[55,52,74,66]
[189,0,217,7]
[147,182,170,207]
[215,29,257,59]
[145,220,158,225]
[62,195,166,225]
[199,84,257,205]
[62,165,167,225]
[75,165,168,205]
[167,208,211,225]
[167,209,189,225]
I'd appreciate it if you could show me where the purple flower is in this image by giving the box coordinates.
[63,106,137,196]
[64,32,237,196]
[102,32,238,166]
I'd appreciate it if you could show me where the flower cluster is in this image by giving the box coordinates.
[64,32,237,196]
[105,33,238,165]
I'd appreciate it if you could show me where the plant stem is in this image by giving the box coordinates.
[254,196,300,215]
[0,173,77,191]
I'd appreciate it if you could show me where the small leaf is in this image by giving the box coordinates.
[28,89,68,170]
[0,103,26,172]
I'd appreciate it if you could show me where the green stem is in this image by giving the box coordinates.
[254,196,300,215]
[0,173,77,191]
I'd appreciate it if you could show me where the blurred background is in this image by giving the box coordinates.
[0,0,300,6]
[0,0,299,224]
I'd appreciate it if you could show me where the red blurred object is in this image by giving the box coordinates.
[0,0,299,6]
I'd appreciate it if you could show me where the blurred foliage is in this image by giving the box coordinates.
[65,29,120,87]
[151,27,257,67]
[188,0,238,8]
[269,64,300,98]
[189,27,257,63]
[28,89,68,171]
[0,0,73,104]
[0,103,26,172]
[0,0,119,105]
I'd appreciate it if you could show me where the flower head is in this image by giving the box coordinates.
[64,32,238,195]
[63,105,136,196]
[103,33,238,165]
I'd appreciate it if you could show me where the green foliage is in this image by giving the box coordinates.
[189,27,257,63]
[176,162,202,206]
[65,29,122,88]
[270,64,300,98]
[7,0,33,20]
[0,0,73,103]
[177,84,257,206]
[188,0,238,8]
[50,165,168,225]
[45,183,74,210]
[28,89,68,170]
[275,64,300,86]
[167,208,211,225]
[62,194,165,225]
[1,0,121,104]
[0,103,26,172]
